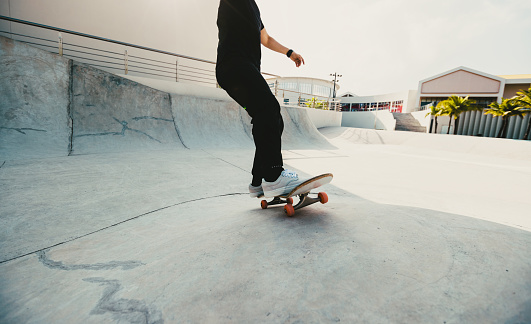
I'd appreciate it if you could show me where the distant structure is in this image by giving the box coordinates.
[416,66,531,110]
[265,77,341,110]
[338,66,531,114]
[338,90,417,113]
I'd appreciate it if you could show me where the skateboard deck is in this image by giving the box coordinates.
[260,173,333,216]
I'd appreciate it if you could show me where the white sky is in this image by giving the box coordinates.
[1,0,530,95]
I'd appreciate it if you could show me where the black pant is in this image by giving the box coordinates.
[216,61,284,184]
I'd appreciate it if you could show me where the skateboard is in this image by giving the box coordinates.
[260,173,333,216]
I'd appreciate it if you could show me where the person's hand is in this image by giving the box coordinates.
[290,52,305,67]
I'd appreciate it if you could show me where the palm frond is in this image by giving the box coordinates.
[484,98,523,118]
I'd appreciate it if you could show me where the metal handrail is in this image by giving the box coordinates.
[0,15,215,64]
[0,15,280,76]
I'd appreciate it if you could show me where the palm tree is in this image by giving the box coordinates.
[484,98,526,138]
[425,104,443,133]
[511,87,531,140]
[437,95,477,134]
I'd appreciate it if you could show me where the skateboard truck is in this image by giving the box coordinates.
[261,192,328,216]
[259,173,332,217]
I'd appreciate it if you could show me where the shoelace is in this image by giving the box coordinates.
[281,169,298,179]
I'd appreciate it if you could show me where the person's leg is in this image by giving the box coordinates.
[216,62,284,183]
[251,150,262,186]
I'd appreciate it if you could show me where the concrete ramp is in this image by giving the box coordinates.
[0,35,334,159]
[282,107,335,150]
[0,36,71,160]
[171,94,254,149]
[322,126,531,160]
[72,63,185,154]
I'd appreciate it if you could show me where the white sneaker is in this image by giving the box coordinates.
[249,184,264,198]
[262,169,304,198]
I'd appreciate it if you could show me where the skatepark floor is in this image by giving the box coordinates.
[1,127,530,323]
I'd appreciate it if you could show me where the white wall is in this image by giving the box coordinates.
[298,107,342,129]
[405,90,419,112]
[410,110,431,129]
[341,111,396,131]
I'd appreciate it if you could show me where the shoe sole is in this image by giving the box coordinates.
[263,183,300,198]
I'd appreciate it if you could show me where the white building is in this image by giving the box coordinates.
[338,90,418,113]
[265,77,340,109]
[416,66,531,138]
[417,66,531,109]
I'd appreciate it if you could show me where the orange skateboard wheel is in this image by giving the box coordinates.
[287,197,294,204]
[318,192,328,204]
[261,200,268,209]
[284,204,295,217]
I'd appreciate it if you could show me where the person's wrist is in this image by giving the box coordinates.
[286,49,293,58]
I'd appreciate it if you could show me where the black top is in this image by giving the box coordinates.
[217,0,264,68]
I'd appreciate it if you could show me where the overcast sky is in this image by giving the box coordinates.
[1,0,530,95]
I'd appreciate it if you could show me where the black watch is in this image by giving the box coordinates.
[286,49,293,58]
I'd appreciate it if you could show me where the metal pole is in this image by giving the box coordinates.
[329,72,342,101]
[58,32,63,56]
[7,0,12,38]
[124,50,128,75]
[333,74,337,99]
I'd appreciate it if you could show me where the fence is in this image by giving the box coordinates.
[0,15,279,87]
[426,109,531,140]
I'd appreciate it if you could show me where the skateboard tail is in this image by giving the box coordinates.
[284,173,333,198]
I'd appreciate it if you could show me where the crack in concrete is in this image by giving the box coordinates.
[36,252,159,322]
[0,127,46,135]
[0,161,5,169]
[37,250,144,271]
[168,94,189,149]
[74,117,162,143]
[201,149,250,174]
[132,116,173,122]
[67,59,74,156]
[83,277,164,324]
[0,193,246,265]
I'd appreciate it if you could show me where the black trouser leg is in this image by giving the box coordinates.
[216,62,284,183]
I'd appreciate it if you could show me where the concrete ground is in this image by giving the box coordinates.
[1,127,531,323]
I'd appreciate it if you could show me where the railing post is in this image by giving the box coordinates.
[58,32,63,56]
[176,59,178,82]
[124,50,128,74]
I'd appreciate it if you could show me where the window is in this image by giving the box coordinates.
[391,100,403,113]
[379,102,390,110]
[299,83,312,95]
[279,82,297,91]
[314,85,331,97]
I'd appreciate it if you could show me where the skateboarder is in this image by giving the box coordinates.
[216,0,306,198]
